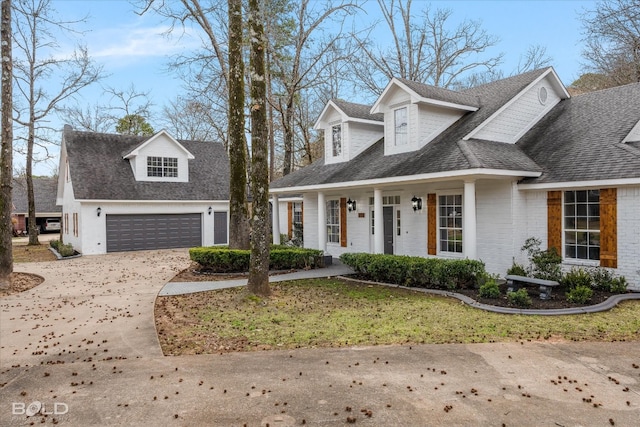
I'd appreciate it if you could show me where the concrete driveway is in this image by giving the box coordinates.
[1,250,639,426]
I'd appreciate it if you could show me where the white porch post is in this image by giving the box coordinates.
[374,188,384,254]
[463,180,477,260]
[317,192,327,253]
[272,195,280,245]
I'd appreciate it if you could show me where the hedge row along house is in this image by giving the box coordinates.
[269,67,640,290]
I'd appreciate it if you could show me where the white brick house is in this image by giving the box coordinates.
[270,68,640,290]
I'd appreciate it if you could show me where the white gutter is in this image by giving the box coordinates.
[270,168,542,195]
[518,177,640,190]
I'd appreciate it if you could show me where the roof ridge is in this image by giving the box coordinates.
[455,140,482,168]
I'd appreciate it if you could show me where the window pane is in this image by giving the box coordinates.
[394,108,408,146]
[565,245,576,258]
[589,247,600,260]
[332,125,342,156]
[576,204,587,216]
[565,191,575,203]
[577,246,587,259]
[565,218,575,229]
[588,190,600,202]
[576,191,587,202]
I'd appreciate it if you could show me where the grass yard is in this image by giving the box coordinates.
[12,239,57,263]
[155,278,640,355]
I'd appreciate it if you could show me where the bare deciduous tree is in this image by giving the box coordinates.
[247,0,270,296]
[1,0,13,289]
[160,96,222,141]
[351,0,503,93]
[12,0,102,244]
[268,0,358,176]
[580,0,640,88]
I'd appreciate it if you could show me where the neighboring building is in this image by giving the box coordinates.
[12,176,62,234]
[56,126,231,254]
[270,67,640,290]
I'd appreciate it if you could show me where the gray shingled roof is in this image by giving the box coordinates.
[271,68,550,190]
[12,176,61,214]
[518,81,640,183]
[332,100,383,122]
[397,78,480,108]
[64,128,230,200]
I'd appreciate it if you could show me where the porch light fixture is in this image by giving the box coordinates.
[347,198,356,212]
[96,207,102,217]
[208,206,212,215]
[411,196,422,211]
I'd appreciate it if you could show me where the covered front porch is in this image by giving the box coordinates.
[270,171,535,276]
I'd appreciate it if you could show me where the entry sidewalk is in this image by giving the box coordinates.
[158,260,355,296]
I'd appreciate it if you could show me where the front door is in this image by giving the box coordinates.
[383,206,394,254]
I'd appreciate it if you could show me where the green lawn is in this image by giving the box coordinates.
[155,278,640,355]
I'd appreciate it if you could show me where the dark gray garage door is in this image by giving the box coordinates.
[106,213,202,252]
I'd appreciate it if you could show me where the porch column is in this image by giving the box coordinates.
[272,195,280,244]
[463,180,477,260]
[373,188,384,254]
[317,192,327,253]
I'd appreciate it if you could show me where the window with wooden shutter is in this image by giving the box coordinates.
[427,193,436,255]
[340,197,347,247]
[599,188,617,268]
[547,191,562,254]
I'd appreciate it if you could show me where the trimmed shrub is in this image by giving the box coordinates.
[520,237,562,281]
[507,289,532,307]
[50,239,61,250]
[562,267,592,289]
[339,253,486,290]
[50,239,75,257]
[610,277,628,293]
[566,285,593,304]
[506,262,527,277]
[189,246,323,272]
[479,280,501,299]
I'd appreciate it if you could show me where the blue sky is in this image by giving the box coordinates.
[28,0,596,175]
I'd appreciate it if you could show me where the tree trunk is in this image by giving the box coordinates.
[281,95,294,176]
[0,0,14,289]
[247,0,270,297]
[26,124,39,245]
[227,0,250,250]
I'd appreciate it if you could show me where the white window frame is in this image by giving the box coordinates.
[563,190,600,263]
[147,156,178,178]
[437,193,463,255]
[394,107,408,146]
[326,199,340,244]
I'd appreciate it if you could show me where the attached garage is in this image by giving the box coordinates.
[106,213,202,252]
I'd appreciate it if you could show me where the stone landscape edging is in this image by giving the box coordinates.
[337,275,640,316]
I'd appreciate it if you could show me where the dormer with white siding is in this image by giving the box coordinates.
[123,130,195,182]
[315,100,384,165]
[622,118,640,145]
[371,78,479,156]
[464,68,570,143]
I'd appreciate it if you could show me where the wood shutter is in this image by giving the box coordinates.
[427,193,436,255]
[599,188,617,268]
[340,197,347,247]
[547,191,562,255]
[287,202,293,239]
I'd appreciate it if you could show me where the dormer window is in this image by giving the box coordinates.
[147,156,178,178]
[332,124,342,156]
[394,107,408,146]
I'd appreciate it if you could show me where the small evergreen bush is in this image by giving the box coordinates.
[506,262,527,277]
[479,280,501,299]
[562,267,592,289]
[610,277,628,293]
[566,285,593,304]
[506,289,532,307]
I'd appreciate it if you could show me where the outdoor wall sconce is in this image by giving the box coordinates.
[411,196,422,211]
[347,198,356,212]
[96,207,102,217]
[208,206,212,215]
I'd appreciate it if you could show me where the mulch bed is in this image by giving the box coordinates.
[0,272,45,297]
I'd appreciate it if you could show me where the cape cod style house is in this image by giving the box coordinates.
[56,126,230,254]
[270,67,640,290]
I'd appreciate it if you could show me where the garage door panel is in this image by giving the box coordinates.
[106,214,202,252]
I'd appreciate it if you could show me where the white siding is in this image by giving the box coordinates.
[472,76,562,144]
[417,104,464,148]
[617,186,640,290]
[132,135,190,182]
[348,122,384,159]
[61,167,82,252]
